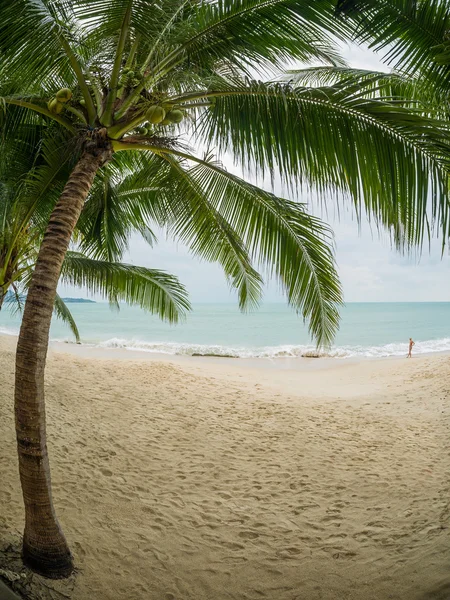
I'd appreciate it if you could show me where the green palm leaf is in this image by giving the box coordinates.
[53,294,81,343]
[0,1,82,91]
[154,151,342,345]
[76,0,345,72]
[76,152,170,261]
[280,67,443,106]
[336,0,450,94]
[183,77,450,248]
[158,153,264,310]
[61,252,191,323]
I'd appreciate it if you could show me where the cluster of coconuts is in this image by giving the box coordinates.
[46,85,184,129]
[47,88,72,114]
[119,67,140,88]
[146,105,184,126]
[136,121,152,135]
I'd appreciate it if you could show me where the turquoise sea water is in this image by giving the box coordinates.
[0,302,449,358]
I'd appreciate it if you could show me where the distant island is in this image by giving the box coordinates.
[61,298,96,304]
[4,292,95,304]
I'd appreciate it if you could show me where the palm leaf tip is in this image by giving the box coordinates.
[281,208,343,349]
[54,294,81,343]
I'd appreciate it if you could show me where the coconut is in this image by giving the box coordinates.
[48,98,63,114]
[166,109,184,123]
[55,88,72,103]
[126,70,135,78]
[79,98,86,107]
[146,105,166,124]
[161,117,172,125]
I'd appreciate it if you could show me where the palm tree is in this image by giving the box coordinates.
[1,0,449,577]
[0,133,190,339]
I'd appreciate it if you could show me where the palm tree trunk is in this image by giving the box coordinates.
[14,132,112,579]
[0,288,6,309]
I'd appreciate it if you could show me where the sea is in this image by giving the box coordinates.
[0,302,449,360]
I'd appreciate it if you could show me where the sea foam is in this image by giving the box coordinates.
[0,326,18,336]
[67,336,450,359]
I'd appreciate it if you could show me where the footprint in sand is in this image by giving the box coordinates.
[276,548,302,559]
[221,541,246,550]
[285,547,302,555]
[73,541,86,558]
[238,531,259,540]
[218,492,232,499]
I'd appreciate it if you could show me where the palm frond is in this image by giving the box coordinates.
[61,252,191,323]
[158,153,264,310]
[76,152,169,261]
[54,294,81,343]
[280,66,449,116]
[10,133,76,242]
[150,0,347,76]
[0,0,86,93]
[336,0,450,94]
[3,284,24,315]
[154,150,342,345]
[188,77,450,249]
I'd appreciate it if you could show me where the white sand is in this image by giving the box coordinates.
[1,334,449,600]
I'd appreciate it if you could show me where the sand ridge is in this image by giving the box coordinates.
[1,336,450,599]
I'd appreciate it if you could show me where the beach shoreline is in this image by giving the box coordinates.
[2,330,449,370]
[2,301,450,362]
[1,334,450,599]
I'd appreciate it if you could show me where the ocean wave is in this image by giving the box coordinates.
[67,336,450,359]
[0,325,19,336]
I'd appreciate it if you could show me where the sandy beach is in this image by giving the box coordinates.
[1,334,449,600]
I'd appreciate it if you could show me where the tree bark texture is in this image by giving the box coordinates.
[14,133,112,578]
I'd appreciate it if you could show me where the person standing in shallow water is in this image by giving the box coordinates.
[407,337,415,358]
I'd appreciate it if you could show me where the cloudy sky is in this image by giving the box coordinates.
[60,43,450,304]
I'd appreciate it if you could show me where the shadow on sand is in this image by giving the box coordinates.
[0,580,21,600]
[417,581,450,600]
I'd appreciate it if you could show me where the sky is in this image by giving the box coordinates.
[59,43,450,304]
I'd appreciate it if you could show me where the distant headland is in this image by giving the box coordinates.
[61,298,96,304]
[4,292,96,304]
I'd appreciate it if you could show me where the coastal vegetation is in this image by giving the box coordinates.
[0,0,449,581]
